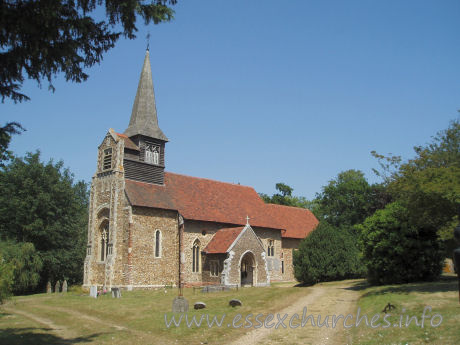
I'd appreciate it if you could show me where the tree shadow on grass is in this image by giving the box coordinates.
[359,275,458,298]
[0,327,104,345]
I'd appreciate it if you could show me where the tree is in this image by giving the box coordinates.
[0,241,43,294]
[259,183,313,209]
[314,170,389,229]
[0,122,25,166]
[293,222,365,285]
[1,0,177,103]
[0,151,88,288]
[372,119,460,256]
[358,202,444,285]
[0,253,14,303]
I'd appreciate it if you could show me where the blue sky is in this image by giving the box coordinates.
[3,0,460,199]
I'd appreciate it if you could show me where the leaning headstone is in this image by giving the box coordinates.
[194,302,206,310]
[62,280,68,293]
[46,281,52,294]
[55,281,60,293]
[229,299,242,307]
[172,296,189,313]
[111,287,122,298]
[90,285,98,298]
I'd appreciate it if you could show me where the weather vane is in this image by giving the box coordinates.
[146,32,151,51]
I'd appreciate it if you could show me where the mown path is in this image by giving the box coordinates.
[229,280,362,345]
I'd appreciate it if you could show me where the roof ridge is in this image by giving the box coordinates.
[267,203,313,212]
[165,171,255,189]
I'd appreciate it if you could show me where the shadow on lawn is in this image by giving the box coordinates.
[0,327,103,345]
[359,275,458,298]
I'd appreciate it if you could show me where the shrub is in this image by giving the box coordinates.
[0,253,14,303]
[293,222,365,285]
[0,241,43,294]
[358,202,444,285]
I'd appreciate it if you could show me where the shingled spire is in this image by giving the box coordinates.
[124,50,168,141]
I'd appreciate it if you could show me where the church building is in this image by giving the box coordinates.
[83,50,318,289]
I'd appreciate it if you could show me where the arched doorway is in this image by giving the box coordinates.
[240,252,255,286]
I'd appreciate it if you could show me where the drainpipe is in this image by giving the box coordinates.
[127,207,133,289]
[178,214,185,295]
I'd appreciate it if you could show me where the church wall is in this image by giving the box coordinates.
[129,207,179,287]
[253,228,283,282]
[201,253,226,284]
[182,220,236,284]
[281,238,301,282]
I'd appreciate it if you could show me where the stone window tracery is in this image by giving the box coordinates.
[192,240,200,273]
[100,222,109,261]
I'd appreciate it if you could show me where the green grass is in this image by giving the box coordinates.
[350,274,460,345]
[0,285,309,345]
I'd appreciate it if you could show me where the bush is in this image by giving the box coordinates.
[0,253,14,303]
[358,202,444,285]
[293,222,365,285]
[0,241,43,294]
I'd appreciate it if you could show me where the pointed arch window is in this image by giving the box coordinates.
[192,240,200,273]
[100,222,110,261]
[155,230,161,258]
[267,239,275,257]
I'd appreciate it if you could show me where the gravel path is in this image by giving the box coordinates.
[228,280,362,345]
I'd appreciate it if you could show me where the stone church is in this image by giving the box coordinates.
[83,50,318,289]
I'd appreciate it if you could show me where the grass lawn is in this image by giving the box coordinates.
[0,285,309,345]
[350,274,460,345]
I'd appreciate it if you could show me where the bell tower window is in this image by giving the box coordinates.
[103,148,112,170]
[144,144,160,165]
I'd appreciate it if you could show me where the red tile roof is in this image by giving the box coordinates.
[203,227,244,254]
[116,133,139,151]
[266,203,319,239]
[124,172,318,239]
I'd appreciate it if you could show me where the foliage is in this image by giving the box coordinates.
[0,241,42,294]
[1,0,177,103]
[372,119,460,255]
[0,151,89,288]
[0,253,14,303]
[0,122,25,166]
[293,222,365,285]
[259,183,313,209]
[313,169,390,229]
[358,202,443,285]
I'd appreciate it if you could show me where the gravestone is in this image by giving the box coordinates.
[111,287,122,298]
[194,302,206,310]
[46,281,52,294]
[55,281,60,293]
[172,296,189,313]
[229,299,242,307]
[62,280,68,293]
[90,285,98,298]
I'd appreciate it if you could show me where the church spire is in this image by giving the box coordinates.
[124,50,168,141]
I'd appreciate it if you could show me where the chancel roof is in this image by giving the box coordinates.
[124,172,318,239]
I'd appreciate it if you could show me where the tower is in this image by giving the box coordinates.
[123,49,168,184]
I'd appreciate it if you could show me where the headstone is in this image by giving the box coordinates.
[55,281,60,293]
[229,299,242,307]
[111,287,122,298]
[90,285,98,298]
[62,280,68,293]
[194,302,206,310]
[46,281,52,294]
[172,296,189,313]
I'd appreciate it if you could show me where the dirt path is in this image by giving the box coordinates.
[3,306,76,340]
[228,279,362,345]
